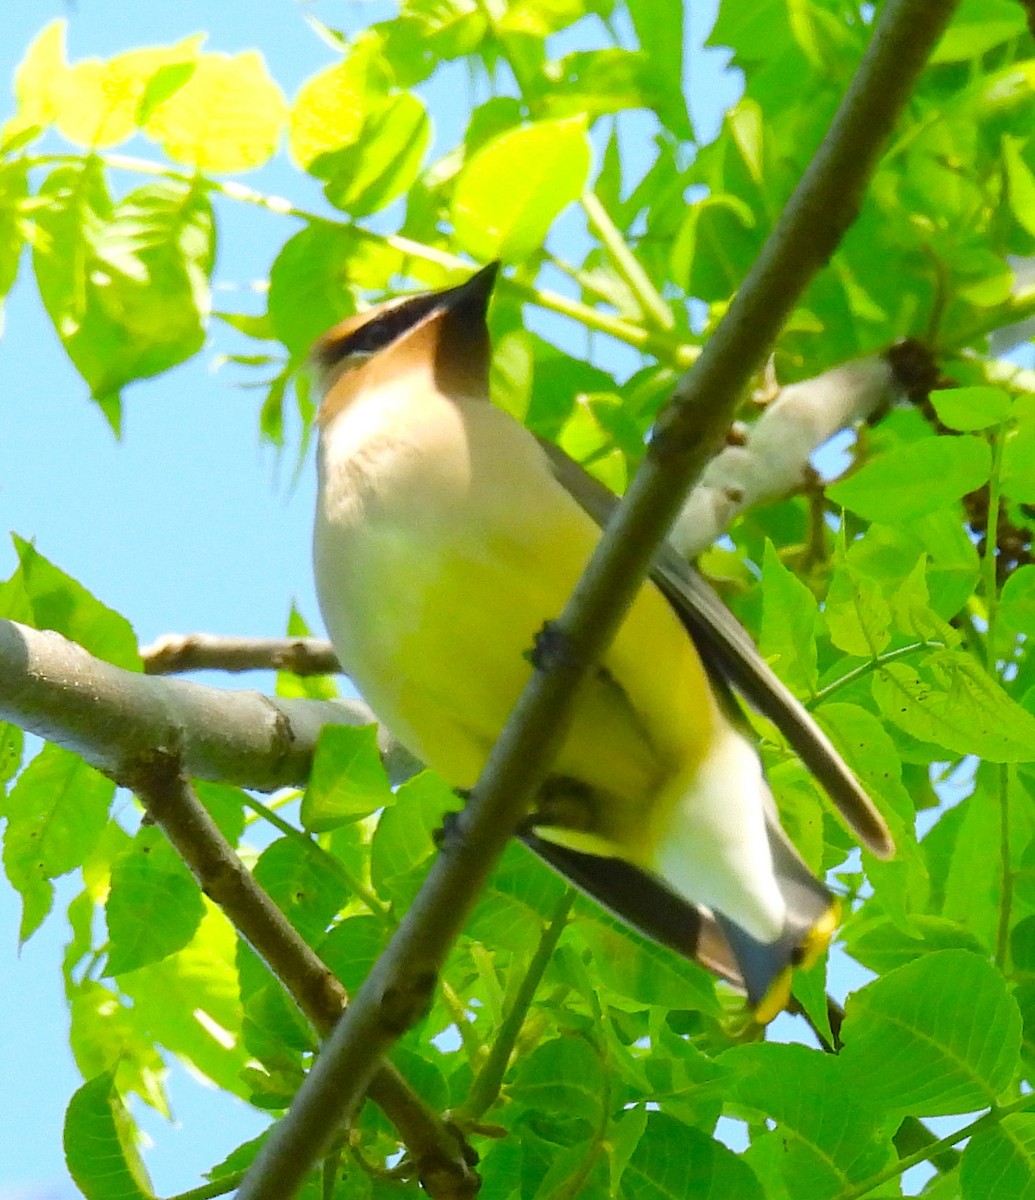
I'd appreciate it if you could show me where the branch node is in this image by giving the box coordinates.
[528,620,580,673]
[380,969,439,1035]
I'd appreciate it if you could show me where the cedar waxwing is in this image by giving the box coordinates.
[311,263,893,1023]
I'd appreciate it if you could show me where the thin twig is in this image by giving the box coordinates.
[807,641,946,708]
[841,1092,1035,1200]
[142,633,340,676]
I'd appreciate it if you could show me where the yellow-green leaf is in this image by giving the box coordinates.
[11,19,68,133]
[841,950,1021,1117]
[288,38,390,169]
[55,41,201,149]
[144,51,287,172]
[930,385,1011,432]
[452,116,591,261]
[321,92,430,217]
[302,724,393,832]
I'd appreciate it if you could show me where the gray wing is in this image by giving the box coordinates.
[535,436,894,860]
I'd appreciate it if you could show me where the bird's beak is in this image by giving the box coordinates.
[435,261,500,320]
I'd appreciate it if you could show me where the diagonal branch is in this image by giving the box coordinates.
[235,3,962,1198]
[122,752,477,1198]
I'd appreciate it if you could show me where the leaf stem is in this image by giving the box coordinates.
[581,191,676,331]
[841,1092,1035,1200]
[458,888,575,1121]
[243,794,391,920]
[983,427,1006,670]
[996,763,1013,969]
[808,641,945,708]
[165,1173,243,1200]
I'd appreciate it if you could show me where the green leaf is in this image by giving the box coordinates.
[370,771,454,907]
[301,724,393,832]
[252,836,349,945]
[622,1112,764,1200]
[267,222,360,357]
[0,722,23,789]
[999,564,1035,647]
[625,0,691,137]
[319,914,388,996]
[2,744,113,941]
[840,950,1021,1117]
[888,555,958,645]
[932,0,1025,63]
[105,830,204,975]
[320,92,430,217]
[671,193,758,299]
[136,59,198,124]
[32,168,212,408]
[759,541,818,695]
[872,649,1035,762]
[288,39,391,168]
[143,50,287,171]
[4,536,139,668]
[508,1036,604,1126]
[67,976,169,1117]
[452,116,591,261]
[812,703,923,919]
[999,135,1035,237]
[847,915,986,976]
[118,906,250,1096]
[828,435,991,523]
[537,49,689,135]
[64,1074,152,1200]
[962,1113,1035,1200]
[825,553,891,657]
[0,161,28,312]
[726,1043,892,1199]
[930,385,1012,432]
[1003,399,1035,503]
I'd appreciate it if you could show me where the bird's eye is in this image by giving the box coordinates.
[317,291,444,371]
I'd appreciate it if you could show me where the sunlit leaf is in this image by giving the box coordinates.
[64,1074,152,1200]
[873,649,1035,762]
[301,724,393,832]
[452,116,591,261]
[144,50,287,171]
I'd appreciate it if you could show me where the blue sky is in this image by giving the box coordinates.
[0,2,740,1195]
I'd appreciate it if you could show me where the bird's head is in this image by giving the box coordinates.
[312,262,500,424]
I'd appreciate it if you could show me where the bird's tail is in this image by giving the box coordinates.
[520,818,839,1023]
[714,835,840,1023]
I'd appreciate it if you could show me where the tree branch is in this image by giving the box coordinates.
[0,619,418,788]
[235,3,961,1197]
[120,751,477,1198]
[667,352,905,558]
[141,632,341,677]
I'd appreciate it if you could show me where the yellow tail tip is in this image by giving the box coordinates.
[753,899,841,1025]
